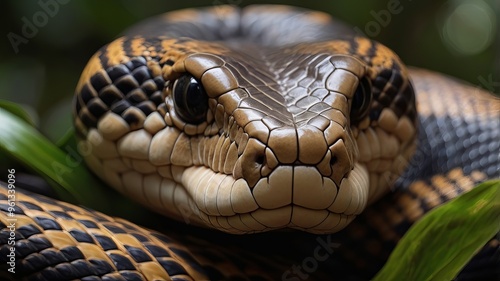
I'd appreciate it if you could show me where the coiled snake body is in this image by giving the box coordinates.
[1,5,499,281]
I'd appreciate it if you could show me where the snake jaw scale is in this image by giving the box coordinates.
[143,111,167,134]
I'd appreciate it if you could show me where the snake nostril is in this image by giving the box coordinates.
[255,154,266,166]
[330,155,338,166]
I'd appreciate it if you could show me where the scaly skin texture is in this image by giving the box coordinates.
[73,5,417,234]
[1,5,499,281]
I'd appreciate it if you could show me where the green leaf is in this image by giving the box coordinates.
[0,107,111,211]
[373,180,500,281]
[0,99,38,126]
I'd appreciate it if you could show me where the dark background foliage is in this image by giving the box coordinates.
[0,0,498,142]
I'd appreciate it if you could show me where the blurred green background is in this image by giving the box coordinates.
[0,0,498,142]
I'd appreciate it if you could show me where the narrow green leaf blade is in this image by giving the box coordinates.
[373,180,500,281]
[0,107,110,210]
[0,99,37,126]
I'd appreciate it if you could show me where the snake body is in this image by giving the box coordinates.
[1,5,499,280]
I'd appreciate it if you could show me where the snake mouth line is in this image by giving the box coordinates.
[196,206,357,234]
[176,163,369,234]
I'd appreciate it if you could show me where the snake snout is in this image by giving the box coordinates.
[223,123,368,233]
[236,124,353,186]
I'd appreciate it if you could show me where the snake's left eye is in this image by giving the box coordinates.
[350,77,372,122]
[172,74,208,124]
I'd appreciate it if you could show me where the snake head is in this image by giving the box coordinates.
[73,6,417,234]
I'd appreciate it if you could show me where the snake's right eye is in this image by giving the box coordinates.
[172,74,209,124]
[350,77,373,122]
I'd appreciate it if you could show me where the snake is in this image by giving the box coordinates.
[1,5,499,281]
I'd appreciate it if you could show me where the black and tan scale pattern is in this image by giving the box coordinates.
[334,169,500,279]
[75,56,165,131]
[0,185,208,281]
[329,68,500,279]
[0,184,307,281]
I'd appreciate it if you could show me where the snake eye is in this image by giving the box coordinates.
[172,74,208,124]
[350,77,372,122]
